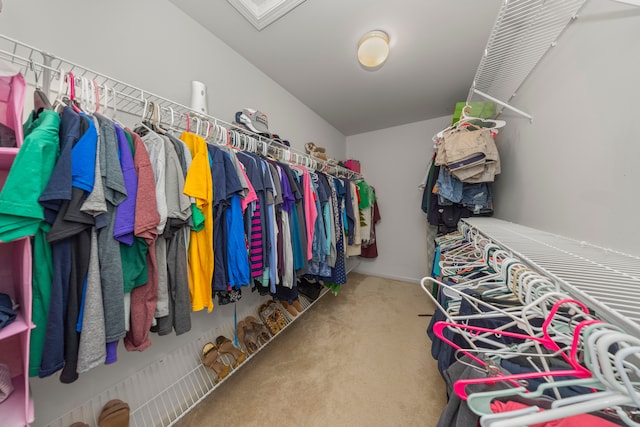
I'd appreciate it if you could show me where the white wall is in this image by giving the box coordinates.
[0,1,347,425]
[346,117,451,283]
[491,0,640,256]
[0,0,346,158]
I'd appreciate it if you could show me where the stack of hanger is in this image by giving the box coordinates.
[423,222,640,426]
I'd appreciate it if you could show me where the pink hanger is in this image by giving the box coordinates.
[433,299,594,399]
[93,79,101,113]
[183,113,191,133]
[66,72,82,114]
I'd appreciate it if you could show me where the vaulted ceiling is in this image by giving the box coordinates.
[170,0,502,135]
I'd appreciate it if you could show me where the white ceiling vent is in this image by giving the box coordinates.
[227,0,308,30]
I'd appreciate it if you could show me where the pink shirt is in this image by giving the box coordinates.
[239,161,258,213]
[490,400,620,427]
[292,165,317,260]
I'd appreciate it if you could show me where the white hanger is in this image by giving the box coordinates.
[194,116,202,136]
[52,68,69,111]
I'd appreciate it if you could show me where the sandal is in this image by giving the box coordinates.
[215,335,247,368]
[201,342,231,383]
[259,303,280,335]
[245,316,271,344]
[237,320,259,355]
[267,301,287,330]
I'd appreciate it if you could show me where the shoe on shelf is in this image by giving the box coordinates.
[259,303,280,336]
[280,300,298,317]
[297,278,323,301]
[267,301,287,330]
[237,320,259,355]
[245,315,271,345]
[98,399,130,427]
[200,342,231,383]
[215,335,247,368]
[292,298,303,313]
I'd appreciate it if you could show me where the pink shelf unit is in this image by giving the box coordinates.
[0,147,34,426]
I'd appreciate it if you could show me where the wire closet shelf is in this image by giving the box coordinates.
[461,218,640,338]
[0,33,362,180]
[466,0,589,121]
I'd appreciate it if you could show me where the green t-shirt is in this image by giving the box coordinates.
[356,181,375,210]
[0,110,61,376]
[0,110,60,241]
[190,203,205,231]
[120,238,150,293]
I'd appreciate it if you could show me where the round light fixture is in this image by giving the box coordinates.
[357,30,390,69]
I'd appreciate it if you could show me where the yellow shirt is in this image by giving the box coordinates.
[181,132,214,312]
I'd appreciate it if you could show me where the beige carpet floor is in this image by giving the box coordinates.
[176,273,446,427]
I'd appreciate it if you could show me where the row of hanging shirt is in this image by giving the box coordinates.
[0,70,377,384]
[423,223,640,427]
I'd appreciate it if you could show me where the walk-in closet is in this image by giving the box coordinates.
[0,0,638,426]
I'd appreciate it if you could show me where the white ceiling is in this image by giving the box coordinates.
[170,0,502,136]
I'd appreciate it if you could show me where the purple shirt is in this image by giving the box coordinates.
[113,125,137,245]
[279,165,295,213]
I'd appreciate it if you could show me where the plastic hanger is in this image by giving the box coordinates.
[423,277,564,346]
[458,105,506,131]
[29,59,52,115]
[613,346,640,407]
[441,299,594,399]
[467,376,608,416]
[52,67,68,112]
[92,79,101,114]
[152,102,167,134]
[66,72,82,113]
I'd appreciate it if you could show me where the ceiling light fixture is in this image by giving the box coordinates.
[357,30,390,69]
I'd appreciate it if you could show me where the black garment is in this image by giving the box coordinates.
[46,188,94,242]
[273,283,299,304]
[423,160,473,232]
[60,228,91,384]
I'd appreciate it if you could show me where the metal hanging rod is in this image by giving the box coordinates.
[0,33,362,180]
